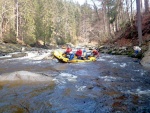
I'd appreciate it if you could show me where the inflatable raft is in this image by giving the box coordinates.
[53,51,96,63]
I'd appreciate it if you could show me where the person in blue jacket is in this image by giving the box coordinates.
[69,51,74,60]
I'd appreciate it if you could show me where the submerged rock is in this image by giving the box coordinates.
[11,52,28,58]
[0,71,53,82]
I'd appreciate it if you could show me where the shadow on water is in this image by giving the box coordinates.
[0,54,150,112]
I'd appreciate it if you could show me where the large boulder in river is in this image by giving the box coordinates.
[36,40,44,46]
[0,71,53,82]
[11,52,28,58]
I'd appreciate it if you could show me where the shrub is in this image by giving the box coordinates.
[3,29,17,44]
[24,36,36,46]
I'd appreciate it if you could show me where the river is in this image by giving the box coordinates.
[0,50,150,113]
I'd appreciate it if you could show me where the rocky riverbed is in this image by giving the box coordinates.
[97,41,150,69]
[0,42,34,56]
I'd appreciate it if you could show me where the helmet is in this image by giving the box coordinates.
[93,49,96,52]
[83,49,86,53]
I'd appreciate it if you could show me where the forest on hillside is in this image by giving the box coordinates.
[0,0,149,47]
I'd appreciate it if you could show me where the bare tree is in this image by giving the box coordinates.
[136,0,143,46]
[140,0,143,11]
[14,0,19,38]
[125,0,130,22]
[0,0,7,39]
[130,0,133,22]
[103,0,111,39]
[91,0,101,21]
[0,1,14,40]
[144,0,149,13]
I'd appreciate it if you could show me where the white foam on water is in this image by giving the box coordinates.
[109,60,114,62]
[140,70,147,76]
[99,76,117,81]
[2,50,52,61]
[103,55,112,58]
[21,50,52,60]
[136,89,150,95]
[120,63,127,68]
[31,61,43,64]
[30,51,51,60]
[53,73,77,84]
[97,58,106,61]
[0,54,11,59]
[0,71,53,82]
[125,89,150,96]
[131,78,135,81]
[76,85,86,91]
[141,72,144,76]
[134,70,140,72]
[24,51,39,58]
[60,73,77,82]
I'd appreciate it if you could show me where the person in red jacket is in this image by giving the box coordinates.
[75,48,82,59]
[65,47,72,54]
[92,49,99,58]
[63,46,72,58]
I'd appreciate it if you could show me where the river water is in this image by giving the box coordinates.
[0,50,150,113]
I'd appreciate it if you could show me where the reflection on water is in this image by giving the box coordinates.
[0,53,150,113]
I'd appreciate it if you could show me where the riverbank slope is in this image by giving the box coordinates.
[98,13,150,69]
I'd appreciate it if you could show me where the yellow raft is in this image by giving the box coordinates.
[53,51,96,63]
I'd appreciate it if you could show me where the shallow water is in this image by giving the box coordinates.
[0,52,150,113]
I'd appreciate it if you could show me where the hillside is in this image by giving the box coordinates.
[114,13,150,47]
[99,13,150,69]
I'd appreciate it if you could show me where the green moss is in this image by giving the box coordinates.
[127,51,134,57]
[107,50,112,54]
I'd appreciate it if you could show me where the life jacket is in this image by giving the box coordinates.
[66,47,72,54]
[76,49,82,56]
[92,50,98,55]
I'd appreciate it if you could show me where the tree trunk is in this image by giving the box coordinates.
[125,0,130,22]
[115,0,120,32]
[91,0,100,21]
[115,18,118,32]
[102,6,106,33]
[144,0,149,13]
[0,4,3,39]
[118,1,124,29]
[0,1,5,40]
[140,0,143,12]
[130,0,133,22]
[136,0,143,46]
[104,0,111,39]
[102,1,107,35]
[15,0,18,38]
